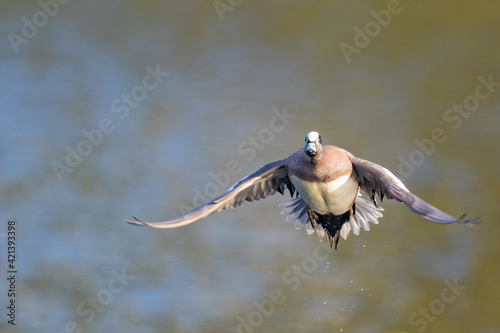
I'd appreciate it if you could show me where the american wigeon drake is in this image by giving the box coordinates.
[125,131,478,249]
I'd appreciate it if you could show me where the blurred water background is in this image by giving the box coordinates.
[1,1,499,332]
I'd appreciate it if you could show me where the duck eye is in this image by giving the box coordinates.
[319,136,322,144]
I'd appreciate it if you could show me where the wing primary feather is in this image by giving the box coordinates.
[348,154,480,225]
[124,159,295,228]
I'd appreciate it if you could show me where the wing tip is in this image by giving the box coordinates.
[456,213,482,227]
[124,216,147,226]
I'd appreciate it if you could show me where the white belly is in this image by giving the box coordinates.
[290,174,358,215]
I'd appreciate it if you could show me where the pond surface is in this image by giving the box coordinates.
[1,1,499,332]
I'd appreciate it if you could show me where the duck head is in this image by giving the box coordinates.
[304,131,323,163]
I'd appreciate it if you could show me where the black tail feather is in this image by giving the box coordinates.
[315,209,353,249]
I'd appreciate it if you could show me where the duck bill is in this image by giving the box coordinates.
[306,142,317,155]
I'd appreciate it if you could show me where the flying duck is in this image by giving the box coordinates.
[125,131,478,249]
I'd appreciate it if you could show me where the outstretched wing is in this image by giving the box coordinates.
[348,154,479,225]
[124,159,295,228]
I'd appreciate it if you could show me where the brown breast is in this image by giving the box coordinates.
[285,146,354,183]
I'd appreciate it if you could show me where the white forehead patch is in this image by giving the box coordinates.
[306,131,320,142]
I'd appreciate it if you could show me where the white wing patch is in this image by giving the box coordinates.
[381,166,409,192]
